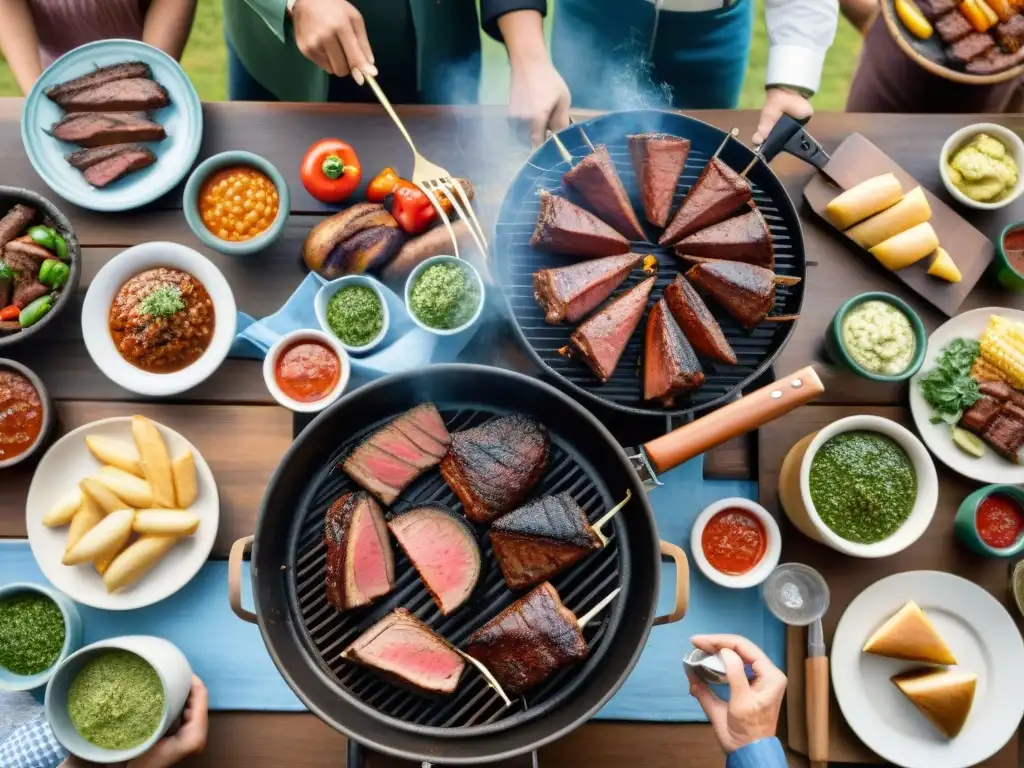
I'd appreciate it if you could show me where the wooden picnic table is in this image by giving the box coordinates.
[1,99,1022,767]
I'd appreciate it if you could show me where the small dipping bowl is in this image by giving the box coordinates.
[1012,559,1024,619]
[0,359,53,470]
[761,563,831,627]
[954,484,1024,557]
[314,274,390,354]
[405,255,485,336]
[824,291,926,383]
[263,328,351,414]
[45,635,192,764]
[939,123,1024,211]
[994,221,1024,292]
[183,150,290,256]
[0,582,81,691]
[689,497,782,589]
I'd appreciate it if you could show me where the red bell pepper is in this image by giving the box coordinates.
[391,180,438,235]
[0,305,20,321]
[300,139,362,204]
[366,167,401,203]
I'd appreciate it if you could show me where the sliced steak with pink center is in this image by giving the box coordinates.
[367,424,438,470]
[343,608,465,695]
[388,506,481,615]
[324,491,395,611]
[404,403,451,446]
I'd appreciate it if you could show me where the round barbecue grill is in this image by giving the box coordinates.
[494,109,807,418]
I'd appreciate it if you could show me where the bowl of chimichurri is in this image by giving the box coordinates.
[799,415,938,557]
[314,274,390,354]
[405,255,485,336]
[0,582,81,691]
[825,292,926,383]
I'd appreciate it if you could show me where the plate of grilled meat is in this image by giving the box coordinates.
[883,0,1024,84]
[21,39,203,212]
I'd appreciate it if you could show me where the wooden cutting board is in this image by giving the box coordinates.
[803,133,994,317]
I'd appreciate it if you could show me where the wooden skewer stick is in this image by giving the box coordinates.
[569,116,597,153]
[549,130,573,166]
[592,490,632,546]
[773,275,803,287]
[577,587,623,630]
[713,128,740,159]
[762,314,800,323]
[741,155,761,178]
[455,650,513,708]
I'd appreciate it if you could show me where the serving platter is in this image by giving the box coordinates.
[26,417,219,610]
[909,306,1024,484]
[831,571,1024,768]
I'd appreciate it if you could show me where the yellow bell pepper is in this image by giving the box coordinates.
[896,0,934,38]
[977,0,1001,24]
[961,0,995,32]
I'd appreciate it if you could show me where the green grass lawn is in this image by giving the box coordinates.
[0,0,860,110]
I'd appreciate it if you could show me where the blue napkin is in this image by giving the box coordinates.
[230,273,481,388]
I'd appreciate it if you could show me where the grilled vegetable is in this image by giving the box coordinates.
[301,138,362,203]
[980,315,1024,389]
[39,259,69,288]
[896,0,934,38]
[961,0,995,31]
[977,0,1000,24]
[392,180,437,235]
[18,294,52,328]
[0,305,19,321]
[366,167,401,203]
[27,225,56,250]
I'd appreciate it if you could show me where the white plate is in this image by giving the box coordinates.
[26,417,219,610]
[832,571,1024,768]
[909,306,1024,484]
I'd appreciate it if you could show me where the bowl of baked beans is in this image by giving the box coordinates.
[183,151,290,256]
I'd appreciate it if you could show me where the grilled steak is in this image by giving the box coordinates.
[934,11,973,44]
[628,133,690,228]
[81,145,157,187]
[45,61,151,102]
[562,144,645,240]
[644,298,705,406]
[533,252,641,324]
[570,275,655,382]
[0,204,35,249]
[981,402,1024,461]
[5,238,51,270]
[490,494,603,590]
[687,261,780,329]
[342,403,451,505]
[324,491,395,611]
[995,15,1024,52]
[961,395,1002,433]
[50,111,165,148]
[959,381,1024,462]
[54,77,170,112]
[664,274,737,364]
[466,582,588,697]
[948,32,996,64]
[675,208,774,269]
[967,45,1024,74]
[440,414,549,524]
[343,609,465,695]
[659,158,752,246]
[530,192,630,257]
[388,506,481,615]
[916,0,957,18]
[67,143,143,169]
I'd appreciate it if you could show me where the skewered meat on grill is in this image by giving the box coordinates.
[324,491,395,611]
[628,133,691,228]
[659,158,752,246]
[530,192,630,257]
[686,261,799,329]
[533,253,642,324]
[569,275,656,382]
[674,208,774,269]
[563,144,646,241]
[644,298,705,406]
[664,274,737,364]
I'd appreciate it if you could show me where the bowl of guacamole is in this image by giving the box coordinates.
[940,123,1024,210]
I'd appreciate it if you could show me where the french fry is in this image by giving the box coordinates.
[103,536,178,593]
[133,510,200,537]
[43,488,82,527]
[62,510,134,566]
[80,478,126,515]
[132,416,175,508]
[65,496,104,553]
[95,550,117,576]
[84,435,143,477]
[95,466,154,509]
[171,452,197,508]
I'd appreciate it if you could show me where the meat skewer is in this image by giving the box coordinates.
[686,260,800,329]
[674,207,775,269]
[644,299,705,406]
[530,192,630,257]
[628,133,691,228]
[533,252,642,324]
[562,144,646,241]
[664,273,737,364]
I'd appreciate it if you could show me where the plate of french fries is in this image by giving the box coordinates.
[26,415,219,609]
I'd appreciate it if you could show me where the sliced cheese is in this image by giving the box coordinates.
[869,222,939,271]
[863,601,957,665]
[928,247,962,283]
[846,186,932,249]
[892,668,977,738]
[826,173,905,230]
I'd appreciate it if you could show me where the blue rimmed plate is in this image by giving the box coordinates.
[21,39,203,212]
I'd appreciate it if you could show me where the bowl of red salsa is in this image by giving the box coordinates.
[955,484,1024,557]
[690,498,781,589]
[0,359,52,469]
[262,329,350,413]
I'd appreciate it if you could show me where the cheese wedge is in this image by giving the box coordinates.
[928,247,962,283]
[863,601,957,664]
[826,173,905,230]
[869,222,939,271]
[845,187,932,249]
[892,669,977,738]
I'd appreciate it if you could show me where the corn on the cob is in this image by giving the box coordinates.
[971,356,1010,384]
[980,315,1024,389]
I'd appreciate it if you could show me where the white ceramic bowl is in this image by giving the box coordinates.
[939,123,1024,211]
[404,255,485,336]
[81,242,237,396]
[45,636,192,764]
[690,497,782,589]
[799,415,938,558]
[314,274,390,354]
[0,582,81,691]
[262,329,351,413]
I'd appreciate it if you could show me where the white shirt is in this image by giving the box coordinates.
[648,0,840,95]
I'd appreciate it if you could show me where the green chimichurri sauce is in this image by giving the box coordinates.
[326,285,384,347]
[409,262,480,330]
[809,431,917,544]
[0,593,65,675]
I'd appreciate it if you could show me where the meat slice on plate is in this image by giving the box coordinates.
[343,608,465,695]
[686,261,798,329]
[0,205,35,249]
[440,414,549,524]
[53,77,171,112]
[628,133,690,228]
[982,402,1024,462]
[644,298,705,406]
[533,252,641,324]
[530,192,630,257]
[324,491,396,611]
[562,144,646,240]
[45,61,152,102]
[664,274,737,364]
[49,111,165,147]
[466,582,588,697]
[388,506,481,615]
[659,158,752,246]
[674,208,774,269]
[77,145,157,188]
[490,493,603,589]
[960,395,1002,434]
[934,11,973,44]
[342,403,451,505]
[570,275,656,382]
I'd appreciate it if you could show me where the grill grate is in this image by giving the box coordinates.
[286,406,627,736]
[494,111,805,417]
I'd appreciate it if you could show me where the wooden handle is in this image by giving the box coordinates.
[806,656,830,764]
[228,535,257,625]
[643,367,825,475]
[653,540,690,626]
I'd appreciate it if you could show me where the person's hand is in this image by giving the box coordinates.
[127,676,209,768]
[752,87,814,146]
[508,57,571,147]
[291,0,378,84]
[686,634,787,754]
